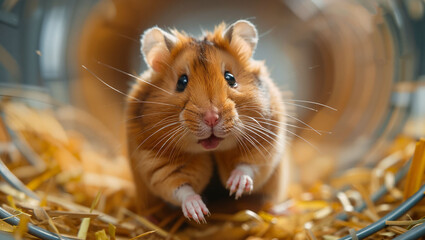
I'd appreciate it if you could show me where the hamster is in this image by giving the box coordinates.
[126,20,289,223]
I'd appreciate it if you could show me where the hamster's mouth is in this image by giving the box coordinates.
[198,134,223,150]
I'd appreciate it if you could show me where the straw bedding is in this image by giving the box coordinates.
[0,100,423,240]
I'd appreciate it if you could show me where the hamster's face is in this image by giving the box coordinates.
[171,40,261,152]
[130,21,272,155]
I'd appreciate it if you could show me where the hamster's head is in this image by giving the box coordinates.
[133,20,275,154]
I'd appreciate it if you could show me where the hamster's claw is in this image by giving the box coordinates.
[182,194,210,224]
[227,169,254,199]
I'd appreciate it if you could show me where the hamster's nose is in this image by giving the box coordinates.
[203,109,219,127]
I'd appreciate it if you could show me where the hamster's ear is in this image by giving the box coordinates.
[223,20,258,58]
[141,27,177,72]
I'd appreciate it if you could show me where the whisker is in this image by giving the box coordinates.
[231,129,254,163]
[231,128,253,161]
[238,111,320,145]
[237,107,268,120]
[239,115,281,136]
[285,99,337,111]
[238,114,284,129]
[241,116,320,150]
[240,126,270,159]
[237,98,337,113]
[83,65,194,112]
[241,116,332,135]
[285,128,319,152]
[236,101,260,109]
[97,61,173,95]
[114,32,139,42]
[128,120,178,147]
[285,123,332,134]
[283,114,321,136]
[243,122,287,147]
[164,129,187,161]
[84,64,181,109]
[168,130,188,162]
[129,115,178,140]
[238,98,336,112]
[283,102,318,112]
[182,119,199,124]
[242,124,282,149]
[160,60,178,77]
[132,121,182,156]
[180,103,203,117]
[153,126,185,160]
[241,114,262,126]
[126,112,176,122]
[82,65,141,102]
[234,126,268,160]
[258,27,274,39]
[126,100,184,108]
[182,108,200,117]
[242,120,282,141]
[133,125,182,170]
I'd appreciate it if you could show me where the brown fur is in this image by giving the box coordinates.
[126,22,288,214]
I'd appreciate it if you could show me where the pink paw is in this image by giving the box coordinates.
[181,194,210,224]
[226,169,253,199]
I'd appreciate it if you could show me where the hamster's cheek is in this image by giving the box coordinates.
[179,110,184,122]
[216,135,238,151]
[180,134,208,154]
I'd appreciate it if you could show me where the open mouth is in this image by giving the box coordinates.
[198,134,223,150]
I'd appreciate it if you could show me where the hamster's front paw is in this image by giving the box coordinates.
[182,194,210,224]
[226,168,254,199]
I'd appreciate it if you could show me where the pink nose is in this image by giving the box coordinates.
[203,109,219,127]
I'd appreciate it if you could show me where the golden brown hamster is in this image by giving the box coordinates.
[126,20,289,223]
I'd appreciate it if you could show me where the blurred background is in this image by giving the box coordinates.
[0,0,424,186]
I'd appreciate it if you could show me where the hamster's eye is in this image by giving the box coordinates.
[224,71,237,88]
[176,74,188,92]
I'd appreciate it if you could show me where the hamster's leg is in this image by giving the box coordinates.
[175,184,210,223]
[129,163,160,214]
[226,164,254,199]
[133,150,213,223]
[259,154,290,203]
[215,149,285,200]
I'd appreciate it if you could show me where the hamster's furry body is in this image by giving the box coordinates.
[126,20,289,222]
